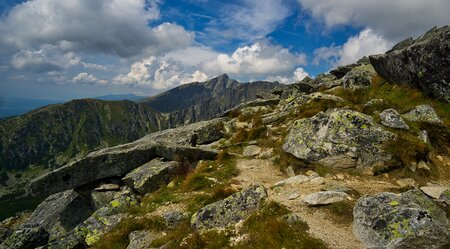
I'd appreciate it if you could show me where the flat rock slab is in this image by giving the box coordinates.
[353,190,450,249]
[420,186,449,199]
[123,159,179,194]
[191,185,267,230]
[27,140,218,197]
[243,145,262,157]
[302,191,349,206]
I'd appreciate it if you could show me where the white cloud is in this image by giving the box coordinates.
[113,57,210,89]
[313,29,392,66]
[0,0,193,57]
[206,0,291,41]
[72,72,107,85]
[201,42,307,77]
[11,44,81,72]
[266,67,310,84]
[298,0,450,40]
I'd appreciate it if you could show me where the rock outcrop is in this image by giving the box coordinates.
[353,190,450,249]
[123,159,179,194]
[370,26,450,102]
[283,109,394,168]
[191,185,267,230]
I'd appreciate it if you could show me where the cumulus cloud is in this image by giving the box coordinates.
[266,67,310,84]
[201,42,307,77]
[0,0,193,57]
[206,0,291,41]
[313,29,392,66]
[113,57,210,89]
[72,72,107,85]
[298,0,450,40]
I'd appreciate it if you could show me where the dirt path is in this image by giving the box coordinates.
[233,158,401,249]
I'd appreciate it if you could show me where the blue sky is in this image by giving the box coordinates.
[0,0,449,101]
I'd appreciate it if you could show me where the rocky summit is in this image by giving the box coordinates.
[1,26,450,249]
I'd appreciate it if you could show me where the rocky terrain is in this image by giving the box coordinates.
[0,26,449,249]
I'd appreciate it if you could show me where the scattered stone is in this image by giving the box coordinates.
[91,191,117,210]
[353,190,450,249]
[379,108,409,130]
[94,183,120,191]
[283,109,394,168]
[396,178,417,188]
[369,26,450,102]
[439,189,450,205]
[402,105,443,125]
[282,213,303,225]
[191,185,267,230]
[309,177,325,185]
[21,189,94,241]
[363,99,385,108]
[163,211,185,228]
[288,192,301,200]
[284,166,296,178]
[418,130,429,144]
[123,159,179,194]
[243,145,262,157]
[258,148,274,159]
[305,170,317,177]
[0,227,49,249]
[336,174,346,180]
[127,230,158,249]
[417,161,430,171]
[420,186,449,199]
[302,191,349,206]
[273,174,310,187]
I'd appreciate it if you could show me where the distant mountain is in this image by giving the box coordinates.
[0,94,145,118]
[0,99,166,170]
[0,97,61,118]
[0,75,283,170]
[141,74,285,126]
[94,94,146,102]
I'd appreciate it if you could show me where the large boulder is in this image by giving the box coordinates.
[191,185,267,230]
[21,189,94,241]
[369,26,450,102]
[353,190,450,249]
[122,159,179,194]
[283,109,394,168]
[0,227,49,249]
[28,140,218,197]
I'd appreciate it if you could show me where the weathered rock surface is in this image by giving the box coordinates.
[283,109,394,168]
[370,26,450,102]
[123,159,179,194]
[28,139,218,197]
[380,109,409,130]
[302,191,349,206]
[0,227,12,244]
[21,189,94,241]
[274,174,311,187]
[90,191,117,210]
[353,190,450,249]
[277,92,344,112]
[402,105,443,125]
[420,186,449,199]
[127,230,158,249]
[0,227,49,249]
[341,64,376,89]
[439,189,450,205]
[242,145,262,157]
[191,185,267,230]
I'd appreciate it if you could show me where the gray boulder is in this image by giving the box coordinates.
[242,145,262,157]
[21,189,94,241]
[123,159,179,194]
[191,185,267,230]
[380,109,409,130]
[369,26,450,102]
[402,105,443,125]
[90,191,117,210]
[0,227,49,249]
[283,109,394,168]
[341,64,376,89]
[353,190,450,249]
[127,230,158,249]
[302,191,349,206]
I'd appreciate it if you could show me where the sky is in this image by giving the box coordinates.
[0,0,449,101]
